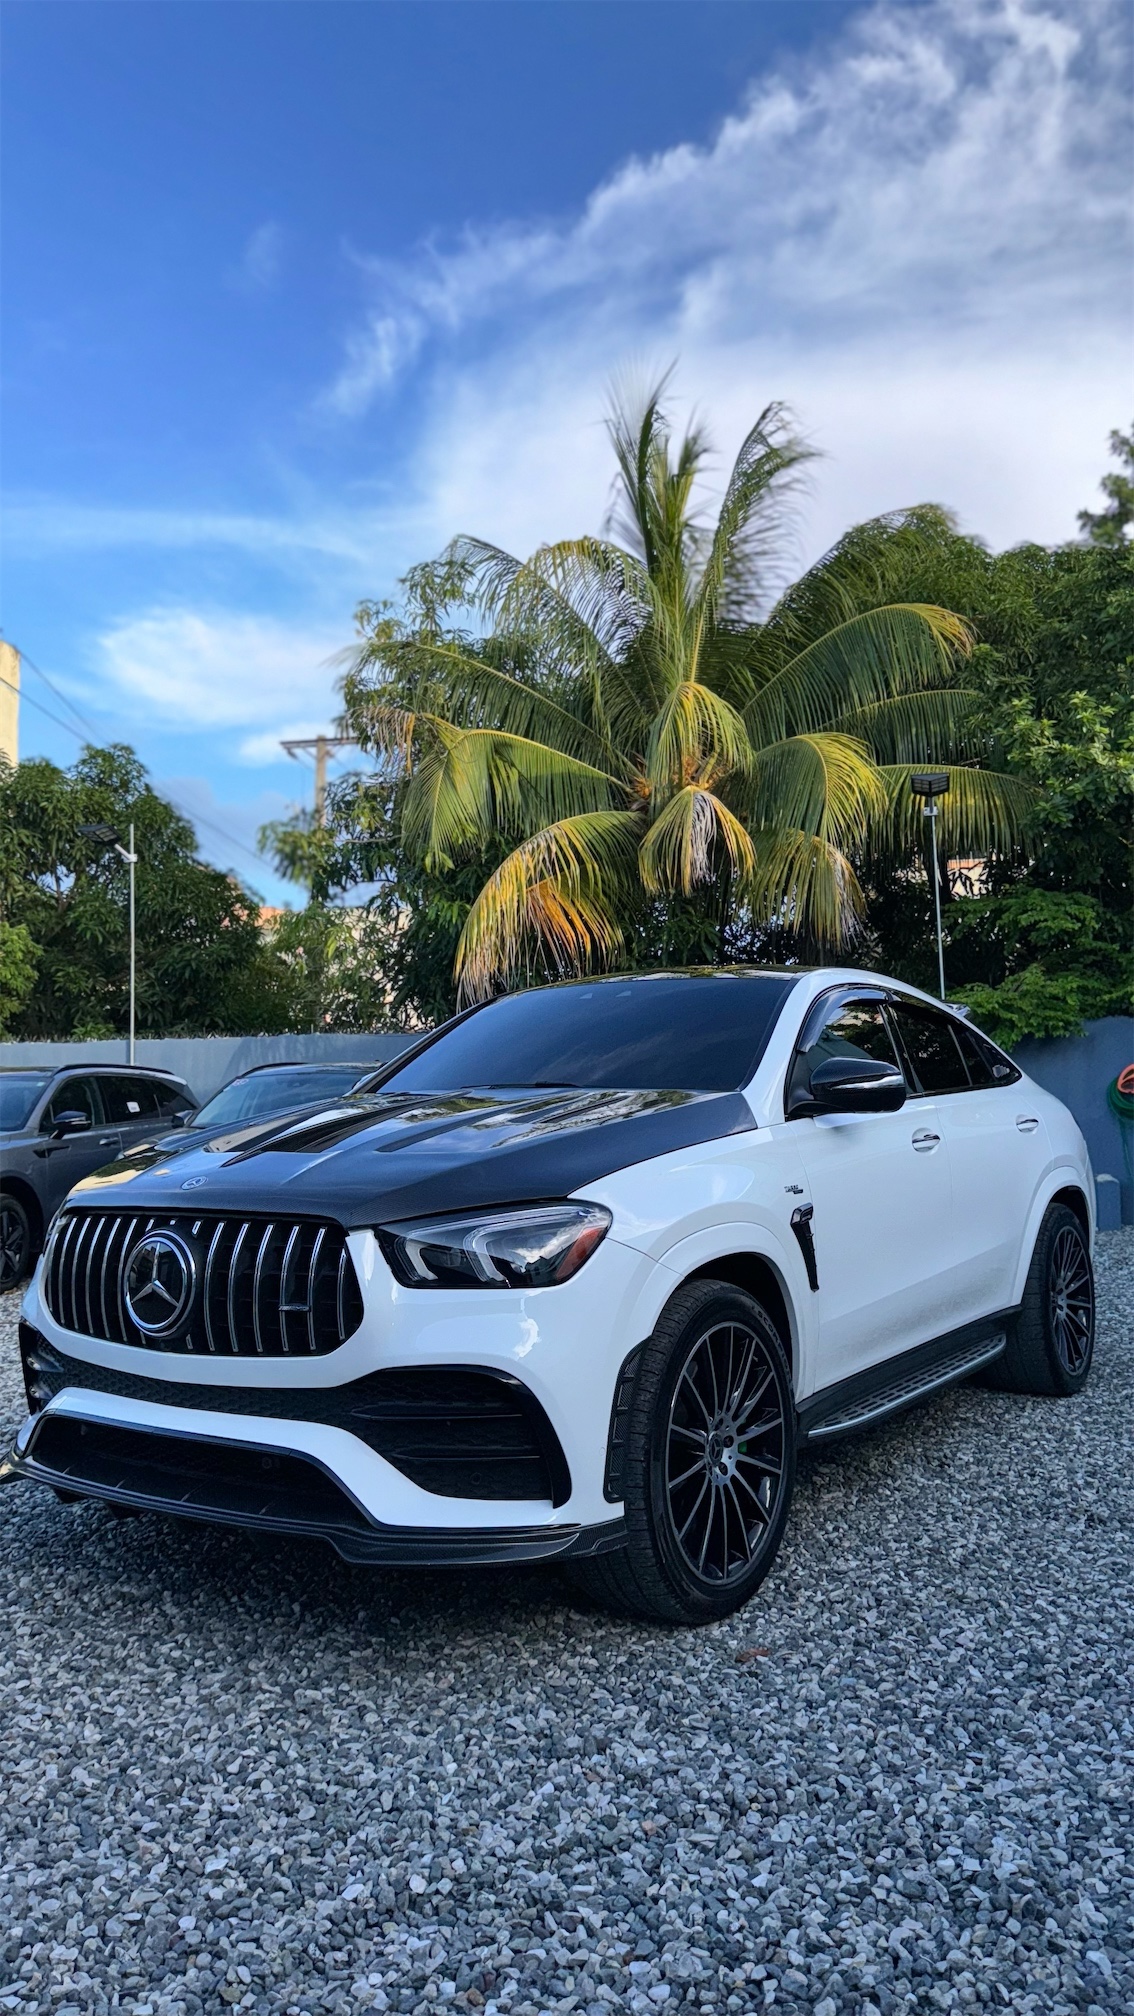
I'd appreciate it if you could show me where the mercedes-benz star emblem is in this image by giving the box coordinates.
[123,1230,195,1337]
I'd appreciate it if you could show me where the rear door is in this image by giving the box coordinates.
[889,1001,1038,1324]
[37,1077,120,1211]
[99,1074,169,1153]
[784,990,955,1391]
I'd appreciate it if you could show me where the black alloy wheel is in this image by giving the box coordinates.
[570,1280,796,1623]
[0,1193,32,1292]
[663,1318,788,1587]
[1047,1221,1094,1377]
[991,1201,1095,1397]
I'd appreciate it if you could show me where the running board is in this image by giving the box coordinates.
[803,1332,1007,1443]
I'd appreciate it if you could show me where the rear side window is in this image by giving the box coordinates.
[954,1022,1021,1088]
[889,1003,971,1095]
[153,1080,195,1116]
[100,1076,163,1121]
[787,998,903,1112]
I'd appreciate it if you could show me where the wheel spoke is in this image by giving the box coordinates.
[732,1467,772,1524]
[670,1422,707,1447]
[668,1458,707,1491]
[726,1480,752,1563]
[680,1370,713,1427]
[677,1476,710,1544]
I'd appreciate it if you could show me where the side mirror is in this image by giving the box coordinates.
[50,1108,91,1139]
[168,1110,190,1128]
[806,1056,906,1114]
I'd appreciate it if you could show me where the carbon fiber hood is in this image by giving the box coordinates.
[66,1085,755,1227]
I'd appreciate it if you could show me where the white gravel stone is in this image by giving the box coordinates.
[1,1231,1131,2016]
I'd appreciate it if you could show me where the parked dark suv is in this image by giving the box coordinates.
[0,1066,196,1287]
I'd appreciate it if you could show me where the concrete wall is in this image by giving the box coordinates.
[1013,1015,1134,1226]
[3,1013,1131,1218]
[0,1033,417,1105]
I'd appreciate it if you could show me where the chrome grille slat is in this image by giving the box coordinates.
[202,1222,225,1353]
[45,1209,360,1358]
[306,1226,326,1353]
[251,1225,274,1355]
[227,1223,251,1355]
[98,1216,120,1340]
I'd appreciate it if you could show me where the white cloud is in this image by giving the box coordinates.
[238,220,285,291]
[2,499,391,565]
[327,0,1131,558]
[94,608,352,754]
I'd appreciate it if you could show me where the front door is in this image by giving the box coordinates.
[37,1078,121,1213]
[782,994,954,1393]
[889,1001,1041,1325]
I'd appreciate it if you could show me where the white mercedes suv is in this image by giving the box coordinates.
[8,969,1095,1624]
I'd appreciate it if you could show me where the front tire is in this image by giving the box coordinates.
[575,1281,796,1624]
[0,1192,33,1292]
[993,1202,1095,1396]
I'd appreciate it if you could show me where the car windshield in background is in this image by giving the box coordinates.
[382,974,798,1095]
[191,1067,368,1128]
[0,1074,53,1131]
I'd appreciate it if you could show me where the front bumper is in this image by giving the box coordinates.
[12,1227,656,1560]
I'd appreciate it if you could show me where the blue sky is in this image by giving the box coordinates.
[3,0,1129,903]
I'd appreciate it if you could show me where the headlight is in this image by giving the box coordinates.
[377,1201,612,1289]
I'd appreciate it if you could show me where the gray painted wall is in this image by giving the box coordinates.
[0,1032,416,1104]
[1013,1015,1133,1226]
[3,1014,1131,1218]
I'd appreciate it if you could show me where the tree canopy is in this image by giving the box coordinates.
[338,383,1028,1002]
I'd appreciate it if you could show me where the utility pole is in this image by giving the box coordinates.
[79,822,140,1060]
[280,734,354,824]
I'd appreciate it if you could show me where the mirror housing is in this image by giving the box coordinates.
[49,1108,92,1139]
[168,1110,189,1128]
[792,1055,907,1118]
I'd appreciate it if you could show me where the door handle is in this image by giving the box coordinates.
[1015,1115,1039,1134]
[98,1135,118,1147]
[911,1128,941,1152]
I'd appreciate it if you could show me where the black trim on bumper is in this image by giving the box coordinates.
[7,1409,624,1567]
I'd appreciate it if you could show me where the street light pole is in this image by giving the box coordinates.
[910,771,950,1001]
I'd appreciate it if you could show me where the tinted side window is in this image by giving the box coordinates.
[788,999,902,1111]
[154,1081,195,1116]
[954,1023,1020,1088]
[890,1004,971,1095]
[42,1078,103,1129]
[101,1077,162,1122]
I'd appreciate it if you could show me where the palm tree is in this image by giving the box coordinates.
[346,381,1029,1000]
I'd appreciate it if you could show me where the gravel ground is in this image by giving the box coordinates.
[0,1234,1131,2016]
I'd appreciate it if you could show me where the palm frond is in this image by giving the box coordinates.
[639,787,757,894]
[829,687,983,763]
[760,507,963,657]
[876,765,1037,858]
[744,604,973,747]
[746,733,887,847]
[645,681,752,795]
[691,404,814,638]
[747,827,866,944]
[455,809,642,1001]
[402,722,625,868]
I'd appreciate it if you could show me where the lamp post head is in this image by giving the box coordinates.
[910,770,950,799]
[79,822,122,847]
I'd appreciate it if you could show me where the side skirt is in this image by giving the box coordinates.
[798,1311,1016,1444]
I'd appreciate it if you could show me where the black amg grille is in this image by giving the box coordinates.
[20,1327,571,1505]
[41,1209,363,1357]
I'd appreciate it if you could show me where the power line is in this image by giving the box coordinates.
[0,660,272,877]
[15,643,100,739]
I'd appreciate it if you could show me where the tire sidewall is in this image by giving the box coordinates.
[0,1193,31,1291]
[1034,1205,1095,1394]
[643,1288,796,1621]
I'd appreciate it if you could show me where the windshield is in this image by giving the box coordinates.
[192,1066,368,1128]
[381,974,797,1095]
[0,1073,53,1132]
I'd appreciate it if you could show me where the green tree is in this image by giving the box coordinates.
[0,745,297,1038]
[342,382,1027,1000]
[1078,423,1134,548]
